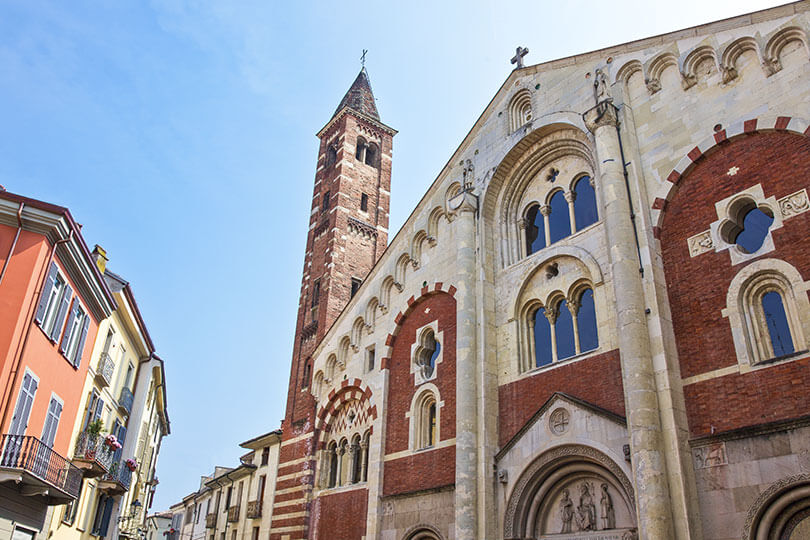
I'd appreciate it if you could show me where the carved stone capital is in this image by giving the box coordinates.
[583,101,619,134]
[517,217,529,230]
[721,65,738,84]
[543,307,558,325]
[566,298,581,316]
[539,204,552,217]
[763,57,782,77]
[426,235,437,247]
[645,78,661,94]
[564,191,577,204]
[680,73,697,90]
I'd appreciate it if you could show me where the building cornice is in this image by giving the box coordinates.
[0,191,116,320]
[316,106,397,139]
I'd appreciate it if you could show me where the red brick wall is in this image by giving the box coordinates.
[498,349,624,448]
[660,131,810,437]
[383,292,456,493]
[311,488,368,540]
[382,446,455,497]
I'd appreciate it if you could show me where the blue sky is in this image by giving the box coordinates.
[0,0,785,510]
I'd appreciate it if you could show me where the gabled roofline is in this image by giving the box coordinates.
[494,392,626,461]
[239,429,282,449]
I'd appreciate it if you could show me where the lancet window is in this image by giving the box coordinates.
[529,285,599,368]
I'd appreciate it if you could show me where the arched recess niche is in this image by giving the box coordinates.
[503,444,636,539]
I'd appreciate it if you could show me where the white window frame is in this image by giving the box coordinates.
[41,392,64,448]
[63,301,87,362]
[410,321,443,386]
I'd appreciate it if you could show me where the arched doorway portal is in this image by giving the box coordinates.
[504,444,637,538]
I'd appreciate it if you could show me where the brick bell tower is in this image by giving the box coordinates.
[270,68,396,539]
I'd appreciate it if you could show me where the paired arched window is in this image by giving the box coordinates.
[522,175,598,258]
[325,142,338,167]
[531,286,599,368]
[355,138,379,168]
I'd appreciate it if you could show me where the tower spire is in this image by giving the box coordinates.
[332,67,380,120]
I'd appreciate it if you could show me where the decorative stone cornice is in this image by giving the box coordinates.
[583,100,619,134]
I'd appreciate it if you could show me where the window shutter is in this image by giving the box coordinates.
[93,398,104,423]
[73,315,90,367]
[50,284,73,341]
[35,264,59,324]
[10,373,37,436]
[59,301,78,354]
[99,496,115,537]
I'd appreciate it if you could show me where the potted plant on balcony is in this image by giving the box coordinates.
[125,458,138,472]
[84,419,104,459]
[104,434,122,451]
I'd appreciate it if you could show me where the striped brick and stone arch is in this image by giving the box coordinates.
[378,282,458,369]
[650,115,810,240]
[314,379,377,489]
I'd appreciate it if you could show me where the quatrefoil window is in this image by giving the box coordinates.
[719,197,775,254]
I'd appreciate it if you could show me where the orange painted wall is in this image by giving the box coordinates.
[0,223,100,457]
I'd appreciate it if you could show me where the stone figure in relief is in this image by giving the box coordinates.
[576,482,597,530]
[600,483,616,529]
[593,68,610,104]
[559,489,574,533]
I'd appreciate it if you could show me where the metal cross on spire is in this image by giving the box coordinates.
[511,46,529,69]
[361,49,368,69]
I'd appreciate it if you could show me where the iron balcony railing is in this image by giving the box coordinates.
[95,352,115,387]
[119,387,134,415]
[205,513,216,528]
[101,459,133,493]
[0,434,82,498]
[73,430,115,473]
[227,505,240,523]
[246,500,262,519]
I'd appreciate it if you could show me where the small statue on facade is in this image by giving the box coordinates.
[600,482,616,529]
[559,488,574,533]
[593,68,610,105]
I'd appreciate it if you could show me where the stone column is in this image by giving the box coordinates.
[448,188,478,540]
[360,441,369,482]
[584,101,674,539]
[540,204,551,247]
[565,190,578,232]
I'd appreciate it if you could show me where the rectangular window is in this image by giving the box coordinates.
[237,481,244,509]
[60,300,90,367]
[231,531,237,540]
[124,362,135,390]
[321,190,330,213]
[351,278,362,299]
[35,263,73,341]
[40,394,63,447]
[261,447,269,466]
[9,370,38,436]
[251,527,259,540]
[311,279,320,307]
[225,487,232,509]
[360,193,369,212]
[62,482,83,525]
[258,475,266,501]
[367,347,375,372]
[214,492,221,514]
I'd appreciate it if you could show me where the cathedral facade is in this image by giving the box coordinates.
[271,3,810,539]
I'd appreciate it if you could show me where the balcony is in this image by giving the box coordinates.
[0,434,82,503]
[227,505,240,523]
[205,513,216,529]
[98,460,132,496]
[72,431,115,477]
[118,387,134,415]
[95,352,115,388]
[246,500,262,519]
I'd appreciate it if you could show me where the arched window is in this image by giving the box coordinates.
[576,288,599,353]
[761,290,795,358]
[325,142,338,167]
[327,442,338,488]
[532,306,553,367]
[355,137,368,163]
[548,190,571,244]
[508,90,532,132]
[554,299,576,360]
[412,390,439,450]
[339,439,349,486]
[365,143,378,167]
[573,176,598,231]
[427,402,437,447]
[301,360,311,389]
[524,204,545,255]
[416,329,440,380]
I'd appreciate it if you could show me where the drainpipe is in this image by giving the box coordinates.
[0,229,73,432]
[0,202,24,286]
